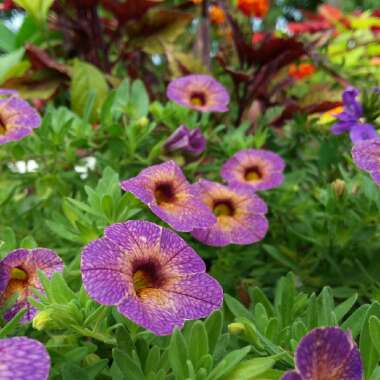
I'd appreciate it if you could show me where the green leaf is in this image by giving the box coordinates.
[224,294,253,321]
[207,346,251,380]
[0,24,16,52]
[70,60,109,123]
[223,356,276,380]
[113,349,145,380]
[13,0,54,23]
[168,329,189,380]
[369,316,380,357]
[129,80,149,119]
[334,293,358,323]
[0,48,24,85]
[205,310,223,353]
[189,321,209,369]
[360,302,380,380]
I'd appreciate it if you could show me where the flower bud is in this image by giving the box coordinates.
[331,179,346,198]
[228,322,246,335]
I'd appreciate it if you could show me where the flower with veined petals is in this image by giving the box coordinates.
[281,327,362,380]
[166,74,230,113]
[221,149,285,191]
[237,0,269,18]
[191,180,268,246]
[331,87,378,143]
[0,248,63,322]
[164,125,206,156]
[352,138,380,187]
[0,337,51,380]
[0,90,41,145]
[288,63,316,80]
[81,220,223,336]
[121,161,216,232]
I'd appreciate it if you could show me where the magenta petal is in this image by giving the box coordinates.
[0,337,50,380]
[80,220,223,336]
[121,161,216,232]
[280,372,302,380]
[295,327,362,380]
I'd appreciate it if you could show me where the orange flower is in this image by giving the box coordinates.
[192,0,203,3]
[209,5,226,25]
[237,0,269,18]
[288,63,316,80]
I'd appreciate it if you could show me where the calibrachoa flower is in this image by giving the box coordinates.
[281,327,362,380]
[237,0,269,18]
[81,220,223,335]
[0,337,50,380]
[331,87,377,143]
[164,125,206,156]
[166,74,230,113]
[0,90,41,145]
[191,180,268,246]
[221,149,285,191]
[121,161,216,232]
[352,138,380,186]
[0,248,63,322]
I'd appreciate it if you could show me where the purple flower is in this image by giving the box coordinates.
[0,248,63,322]
[164,125,206,156]
[281,327,362,380]
[352,138,380,186]
[0,337,50,380]
[221,149,285,191]
[0,90,41,145]
[81,220,223,336]
[331,87,377,143]
[121,161,216,232]
[166,74,230,113]
[191,180,268,246]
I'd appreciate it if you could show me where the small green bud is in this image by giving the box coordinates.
[331,179,346,198]
[33,310,55,331]
[228,322,245,335]
[137,117,149,128]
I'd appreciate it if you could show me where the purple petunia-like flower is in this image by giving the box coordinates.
[121,160,216,232]
[0,248,63,322]
[167,74,230,112]
[281,327,362,380]
[191,180,268,246]
[81,220,223,335]
[352,138,380,186]
[164,125,206,156]
[221,149,285,191]
[0,90,41,145]
[331,87,377,143]
[0,337,50,380]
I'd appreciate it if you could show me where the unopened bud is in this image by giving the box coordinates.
[331,179,346,198]
[228,322,245,335]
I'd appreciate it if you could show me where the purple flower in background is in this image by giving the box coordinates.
[0,248,63,322]
[0,337,50,380]
[0,90,41,145]
[81,220,223,336]
[167,74,230,112]
[121,161,216,232]
[221,149,285,191]
[191,180,268,246]
[352,138,380,186]
[164,125,206,156]
[331,87,377,143]
[281,327,362,380]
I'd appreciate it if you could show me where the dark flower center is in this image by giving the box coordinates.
[132,262,163,297]
[213,200,235,217]
[154,182,176,205]
[2,267,29,303]
[0,115,6,135]
[190,92,207,107]
[244,166,263,181]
